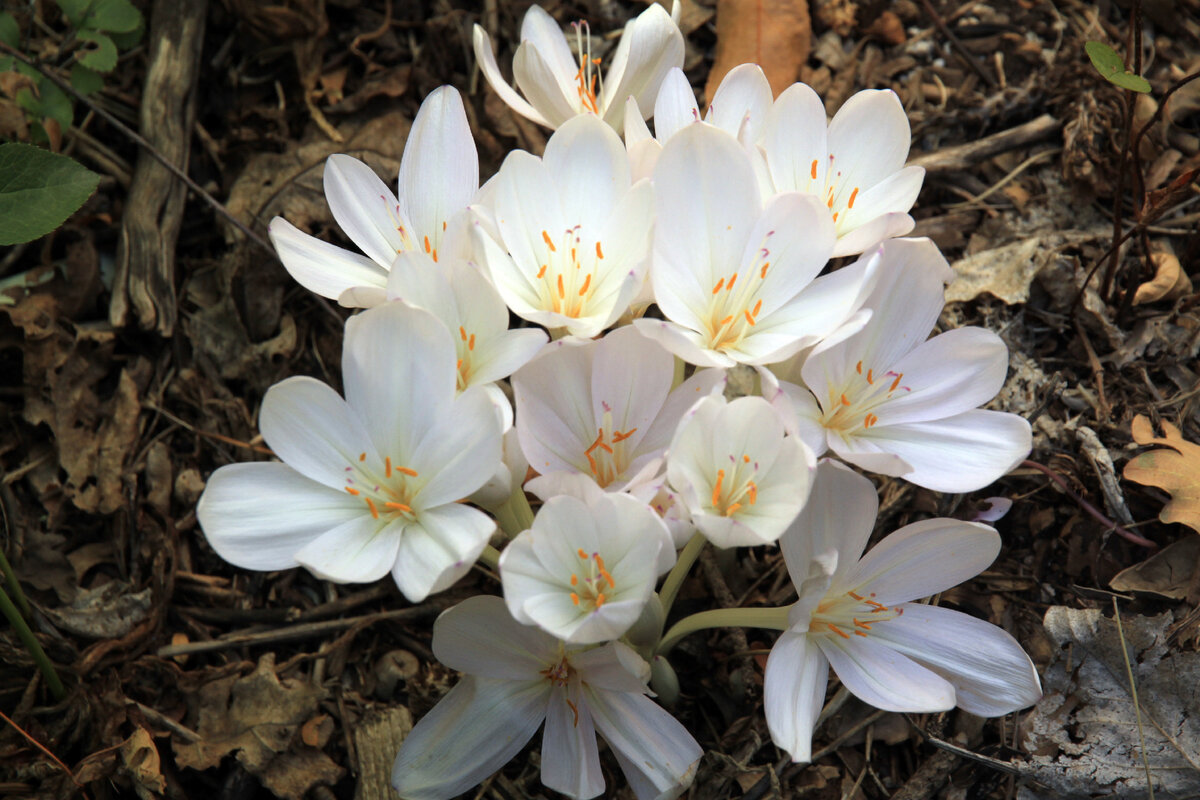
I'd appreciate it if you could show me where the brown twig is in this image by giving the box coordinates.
[919,0,997,90]
[0,709,86,794]
[0,40,274,257]
[1020,460,1156,549]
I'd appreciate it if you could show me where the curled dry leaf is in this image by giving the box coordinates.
[1133,250,1192,305]
[1110,536,1200,599]
[1124,414,1200,533]
[706,0,812,100]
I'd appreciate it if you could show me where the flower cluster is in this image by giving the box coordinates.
[197,6,1041,799]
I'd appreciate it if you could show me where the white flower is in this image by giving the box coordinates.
[666,395,816,548]
[758,84,925,257]
[196,303,503,602]
[499,492,673,644]
[633,123,871,368]
[512,324,725,495]
[473,2,683,131]
[769,237,1033,493]
[268,86,479,304]
[391,596,702,800]
[624,64,774,180]
[473,114,653,338]
[375,251,548,392]
[765,460,1042,762]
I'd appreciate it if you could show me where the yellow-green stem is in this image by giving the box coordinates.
[0,545,30,618]
[495,483,535,539]
[478,545,502,571]
[656,606,790,656]
[657,532,706,616]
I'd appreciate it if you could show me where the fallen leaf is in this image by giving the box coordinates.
[1019,607,1200,799]
[42,582,153,639]
[1124,414,1200,533]
[706,0,812,101]
[1133,250,1192,305]
[1110,537,1200,599]
[120,727,167,800]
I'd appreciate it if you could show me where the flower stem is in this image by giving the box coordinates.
[0,545,31,618]
[656,606,790,656]
[657,532,706,616]
[0,584,65,700]
[478,545,502,571]
[494,483,535,539]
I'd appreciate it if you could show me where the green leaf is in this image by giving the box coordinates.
[76,29,117,72]
[56,0,90,27]
[108,16,142,50]
[58,0,142,33]
[69,63,104,95]
[0,142,99,245]
[0,11,20,49]
[0,55,14,73]
[1085,40,1152,94]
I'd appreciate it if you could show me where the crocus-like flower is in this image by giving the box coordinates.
[473,113,653,338]
[633,123,872,368]
[473,2,683,131]
[666,395,816,548]
[499,492,673,643]
[765,460,1042,762]
[268,86,479,304]
[758,84,925,257]
[348,250,548,393]
[196,303,503,602]
[768,237,1033,493]
[512,324,725,496]
[392,596,702,800]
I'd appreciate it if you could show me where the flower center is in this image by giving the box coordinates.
[821,360,911,435]
[569,548,616,611]
[541,654,573,687]
[571,21,602,114]
[709,453,759,517]
[455,325,476,391]
[536,227,604,319]
[809,589,903,640]
[703,230,775,352]
[806,155,860,232]
[583,406,637,488]
[343,454,421,523]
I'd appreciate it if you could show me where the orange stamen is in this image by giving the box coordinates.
[579,274,591,295]
[752,299,762,316]
[595,593,606,607]
[840,393,850,406]
[596,241,604,259]
[571,593,580,605]
[384,502,413,513]
[848,187,859,209]
[712,277,725,294]
[725,502,742,516]
[726,272,738,290]
[459,326,468,341]
[856,360,862,374]
[890,373,902,392]
[570,574,578,586]
[364,497,380,519]
[711,469,725,506]
[612,428,637,443]
[398,466,418,477]
[468,334,475,351]
[542,230,557,251]
[359,452,366,462]
[423,235,431,253]
[537,264,547,278]
[578,548,588,559]
[828,623,851,639]
[385,457,392,477]
[345,487,360,496]
[557,274,565,298]
[810,159,818,180]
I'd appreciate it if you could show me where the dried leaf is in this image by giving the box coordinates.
[1133,250,1192,305]
[1110,537,1200,599]
[1124,414,1200,533]
[42,582,152,639]
[1019,607,1200,799]
[120,728,166,800]
[706,0,811,101]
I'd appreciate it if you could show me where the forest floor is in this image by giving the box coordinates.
[1,0,1199,798]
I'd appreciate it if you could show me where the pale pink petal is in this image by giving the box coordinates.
[268,217,388,300]
[392,503,495,601]
[764,631,829,763]
[542,684,605,798]
[197,462,362,571]
[830,211,916,258]
[868,603,1042,716]
[391,676,548,800]
[817,634,956,712]
[632,318,738,368]
[841,518,1000,604]
[432,595,559,678]
[780,459,878,590]
[293,514,402,584]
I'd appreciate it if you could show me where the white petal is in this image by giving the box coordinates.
[632,318,738,368]
[780,459,877,590]
[398,86,479,252]
[652,67,699,142]
[869,603,1042,716]
[513,41,581,127]
[411,386,504,507]
[763,632,829,763]
[432,595,559,679]
[826,89,911,192]
[293,514,401,584]
[842,518,1000,604]
[598,1,684,128]
[817,634,956,712]
[385,249,457,318]
[837,167,923,238]
[197,462,362,570]
[838,409,1032,493]
[572,642,653,693]
[637,367,728,458]
[759,369,827,455]
[324,154,407,268]
[342,303,457,460]
[268,217,388,300]
[392,503,496,601]
[589,325,674,457]
[872,327,1009,426]
[542,683,605,799]
[706,63,773,142]
[544,114,631,229]
[392,675,548,800]
[830,212,915,258]
[518,4,579,96]
[469,328,550,387]
[513,337,597,476]
[761,81,829,194]
[472,24,552,127]
[624,95,652,144]
[258,376,376,488]
[739,192,835,319]
[585,687,703,800]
